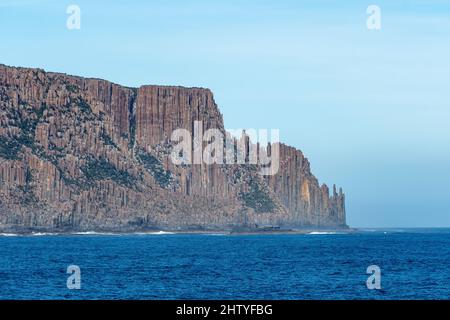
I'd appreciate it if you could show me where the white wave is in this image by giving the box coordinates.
[135,231,175,235]
[31,232,59,236]
[360,229,377,232]
[0,233,19,237]
[72,231,116,235]
[308,231,342,235]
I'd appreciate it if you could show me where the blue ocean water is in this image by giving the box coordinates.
[0,229,449,300]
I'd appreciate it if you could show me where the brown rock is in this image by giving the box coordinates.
[0,64,346,232]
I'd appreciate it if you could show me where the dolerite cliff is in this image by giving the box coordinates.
[0,64,346,232]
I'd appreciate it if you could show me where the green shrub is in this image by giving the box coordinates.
[137,149,172,188]
[82,157,136,188]
[65,84,78,93]
[101,129,118,149]
[240,180,276,213]
[74,97,91,113]
[0,136,22,160]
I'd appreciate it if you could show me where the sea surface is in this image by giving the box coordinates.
[0,228,449,299]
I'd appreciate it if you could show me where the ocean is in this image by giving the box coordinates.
[0,229,449,300]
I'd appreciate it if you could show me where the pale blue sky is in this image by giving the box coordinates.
[1,0,449,227]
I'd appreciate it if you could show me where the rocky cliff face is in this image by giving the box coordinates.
[0,64,346,232]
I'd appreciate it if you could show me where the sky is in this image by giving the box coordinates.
[1,0,449,227]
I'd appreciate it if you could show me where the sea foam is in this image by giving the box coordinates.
[134,231,176,235]
[308,231,343,235]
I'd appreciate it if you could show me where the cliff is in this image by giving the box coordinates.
[0,64,346,232]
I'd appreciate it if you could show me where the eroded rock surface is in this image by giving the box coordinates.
[0,64,346,232]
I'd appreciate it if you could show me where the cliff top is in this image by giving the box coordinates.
[0,63,214,93]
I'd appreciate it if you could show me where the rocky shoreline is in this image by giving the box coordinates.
[0,223,353,236]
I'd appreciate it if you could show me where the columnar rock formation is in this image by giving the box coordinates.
[0,64,346,232]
